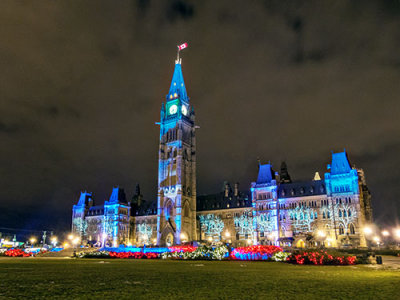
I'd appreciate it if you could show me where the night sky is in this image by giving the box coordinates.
[1,1,400,234]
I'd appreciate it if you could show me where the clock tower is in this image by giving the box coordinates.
[157,57,197,245]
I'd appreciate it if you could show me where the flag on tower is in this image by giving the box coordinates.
[178,43,188,51]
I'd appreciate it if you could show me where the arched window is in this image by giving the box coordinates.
[339,210,342,218]
[323,212,326,219]
[348,209,351,217]
[349,223,355,234]
[184,203,190,217]
[339,225,344,235]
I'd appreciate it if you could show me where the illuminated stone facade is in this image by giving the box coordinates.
[72,57,373,248]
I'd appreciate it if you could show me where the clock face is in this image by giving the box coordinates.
[181,105,188,116]
[169,104,178,115]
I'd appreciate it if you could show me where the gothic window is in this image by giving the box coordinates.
[339,210,342,218]
[314,212,318,219]
[348,198,352,204]
[236,232,239,240]
[184,203,190,217]
[349,223,355,234]
[339,225,345,235]
[348,209,351,217]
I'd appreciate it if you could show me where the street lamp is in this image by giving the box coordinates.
[373,236,380,247]
[363,227,373,236]
[51,237,58,247]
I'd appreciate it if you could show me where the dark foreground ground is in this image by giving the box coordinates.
[0,257,399,299]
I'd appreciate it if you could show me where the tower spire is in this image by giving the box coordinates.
[167,56,188,101]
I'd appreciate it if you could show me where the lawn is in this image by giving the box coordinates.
[0,258,399,299]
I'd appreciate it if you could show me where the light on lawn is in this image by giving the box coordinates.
[72,238,80,245]
[127,242,132,247]
[68,234,74,240]
[51,237,57,243]
[381,230,390,237]
[30,237,36,244]
[207,236,212,242]
[373,236,380,243]
[225,231,231,238]
[246,239,252,245]
[63,243,69,248]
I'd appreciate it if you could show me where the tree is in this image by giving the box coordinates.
[199,214,224,237]
[138,223,153,243]
[334,203,357,235]
[234,211,253,235]
[73,218,87,237]
[288,206,316,233]
[256,213,274,232]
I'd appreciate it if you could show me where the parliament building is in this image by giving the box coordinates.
[72,56,373,249]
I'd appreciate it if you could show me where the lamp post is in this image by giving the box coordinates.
[72,237,80,257]
[51,237,57,248]
[30,237,36,247]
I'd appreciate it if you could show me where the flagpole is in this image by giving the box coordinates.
[177,46,180,61]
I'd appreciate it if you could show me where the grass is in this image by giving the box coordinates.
[0,258,399,299]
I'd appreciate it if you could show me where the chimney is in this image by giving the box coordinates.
[234,182,239,197]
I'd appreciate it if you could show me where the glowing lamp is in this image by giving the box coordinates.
[381,230,390,237]
[363,227,372,235]
[225,231,231,238]
[395,229,400,238]
[102,233,108,239]
[68,234,74,240]
[317,230,326,238]
[373,236,380,243]
[72,237,80,245]
[30,237,36,244]
[207,236,212,242]
[246,239,252,245]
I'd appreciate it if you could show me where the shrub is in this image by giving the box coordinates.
[162,245,228,260]
[230,245,283,261]
[5,249,31,257]
[271,251,290,262]
[286,250,356,265]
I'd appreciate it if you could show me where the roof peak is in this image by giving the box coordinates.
[167,58,188,102]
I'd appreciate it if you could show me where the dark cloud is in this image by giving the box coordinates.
[0,0,399,232]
